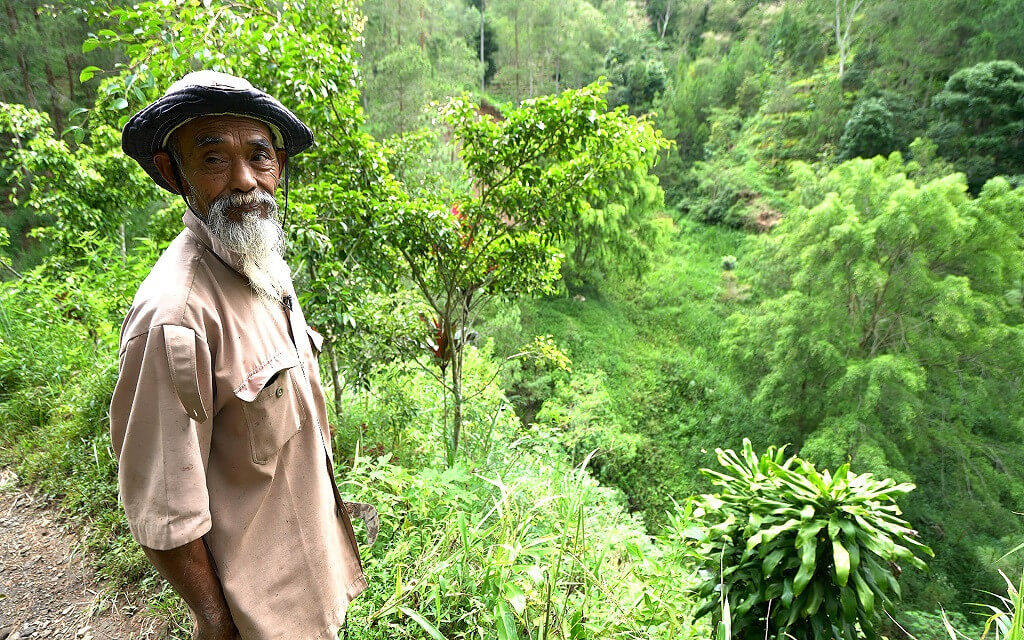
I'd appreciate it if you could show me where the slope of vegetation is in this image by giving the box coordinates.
[2,0,1024,638]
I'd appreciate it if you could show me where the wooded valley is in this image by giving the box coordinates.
[2,1,1023,638]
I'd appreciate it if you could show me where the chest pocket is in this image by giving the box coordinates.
[233,352,308,464]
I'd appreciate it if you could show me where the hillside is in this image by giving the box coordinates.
[1,0,1023,638]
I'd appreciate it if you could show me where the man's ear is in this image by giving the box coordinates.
[153,151,184,194]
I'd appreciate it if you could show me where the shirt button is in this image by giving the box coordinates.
[275,387,284,398]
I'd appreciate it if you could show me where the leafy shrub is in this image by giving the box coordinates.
[691,440,932,640]
[895,609,983,640]
[838,98,899,160]
[929,60,1024,191]
[534,368,644,465]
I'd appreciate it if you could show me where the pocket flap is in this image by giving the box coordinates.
[163,325,208,423]
[306,326,324,354]
[233,351,301,402]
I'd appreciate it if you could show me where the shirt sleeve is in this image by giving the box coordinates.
[109,325,214,551]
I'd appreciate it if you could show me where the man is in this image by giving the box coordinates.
[111,71,366,640]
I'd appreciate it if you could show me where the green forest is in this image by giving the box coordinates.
[2,0,1024,638]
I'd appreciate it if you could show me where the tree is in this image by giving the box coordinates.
[726,154,1024,604]
[645,0,679,40]
[393,83,669,465]
[358,0,481,138]
[0,1,122,135]
[604,32,667,114]
[366,44,433,135]
[488,0,631,104]
[561,163,669,289]
[0,102,161,270]
[837,97,898,160]
[832,0,866,79]
[465,0,498,90]
[929,60,1024,191]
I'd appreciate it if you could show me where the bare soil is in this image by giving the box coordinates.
[0,471,165,640]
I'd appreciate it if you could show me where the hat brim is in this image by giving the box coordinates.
[122,85,314,193]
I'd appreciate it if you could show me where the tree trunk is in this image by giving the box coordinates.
[835,0,844,78]
[119,223,127,265]
[660,0,673,39]
[835,0,865,80]
[479,0,485,92]
[32,2,64,134]
[64,53,75,103]
[419,4,425,53]
[513,6,520,105]
[449,347,463,467]
[6,3,40,110]
[327,342,344,416]
[554,2,562,93]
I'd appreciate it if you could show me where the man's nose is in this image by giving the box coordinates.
[229,158,258,192]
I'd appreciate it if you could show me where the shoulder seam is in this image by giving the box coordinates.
[119,323,212,357]
[178,242,205,326]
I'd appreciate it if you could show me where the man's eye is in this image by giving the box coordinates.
[254,152,273,162]
[204,156,225,164]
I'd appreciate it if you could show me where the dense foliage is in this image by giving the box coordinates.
[3,0,1024,638]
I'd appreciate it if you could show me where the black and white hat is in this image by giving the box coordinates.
[121,71,314,192]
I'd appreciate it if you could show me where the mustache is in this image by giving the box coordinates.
[209,189,278,218]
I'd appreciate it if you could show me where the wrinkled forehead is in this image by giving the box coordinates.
[164,114,282,152]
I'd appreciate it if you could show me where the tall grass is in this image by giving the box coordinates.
[940,570,1024,640]
[336,443,706,639]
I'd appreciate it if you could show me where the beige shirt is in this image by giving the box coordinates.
[110,210,366,640]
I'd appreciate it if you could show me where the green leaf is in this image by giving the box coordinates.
[762,548,786,577]
[833,538,851,587]
[852,572,875,618]
[398,606,446,640]
[504,583,527,616]
[495,600,520,640]
[840,583,858,623]
[781,577,794,606]
[79,66,101,83]
[792,536,818,596]
[82,38,100,53]
[74,128,85,144]
[747,518,800,550]
[803,580,825,616]
[113,98,130,111]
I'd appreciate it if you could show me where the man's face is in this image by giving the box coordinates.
[156,115,286,220]
[153,115,292,301]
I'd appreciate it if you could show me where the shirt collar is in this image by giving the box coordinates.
[182,208,245,276]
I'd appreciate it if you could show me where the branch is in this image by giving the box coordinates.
[461,350,530,403]
[1,261,21,279]
[397,242,443,314]
[409,354,454,392]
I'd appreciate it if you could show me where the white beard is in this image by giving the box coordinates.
[204,190,292,303]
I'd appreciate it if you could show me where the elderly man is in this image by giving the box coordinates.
[111,71,366,640]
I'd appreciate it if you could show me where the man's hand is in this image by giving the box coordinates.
[141,538,238,640]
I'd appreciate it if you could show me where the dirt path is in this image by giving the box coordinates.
[0,471,166,640]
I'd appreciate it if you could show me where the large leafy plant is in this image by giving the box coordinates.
[692,440,932,640]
